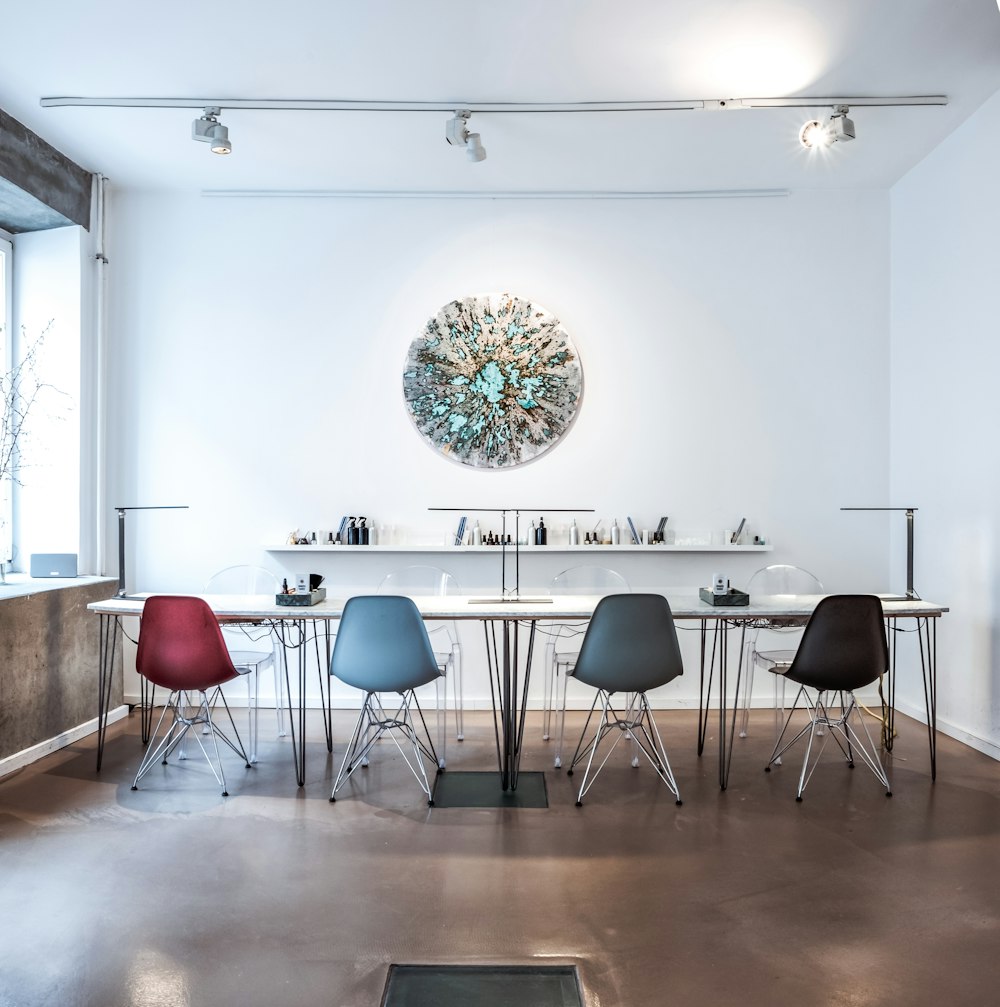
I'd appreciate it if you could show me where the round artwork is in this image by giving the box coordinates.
[402,293,582,469]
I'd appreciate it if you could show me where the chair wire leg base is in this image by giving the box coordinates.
[330,690,438,805]
[568,691,681,806]
[131,688,250,796]
[765,688,891,800]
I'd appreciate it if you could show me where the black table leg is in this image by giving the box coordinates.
[484,617,534,791]
[96,614,121,770]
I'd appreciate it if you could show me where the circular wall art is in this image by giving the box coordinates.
[402,293,583,469]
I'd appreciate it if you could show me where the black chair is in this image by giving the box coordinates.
[565,594,684,806]
[764,594,892,800]
[329,595,444,806]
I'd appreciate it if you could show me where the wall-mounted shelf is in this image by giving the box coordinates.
[265,543,772,554]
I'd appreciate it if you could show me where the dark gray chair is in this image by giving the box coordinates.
[764,594,891,800]
[329,595,444,806]
[565,594,684,806]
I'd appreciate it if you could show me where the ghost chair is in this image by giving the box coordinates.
[130,596,251,797]
[542,566,630,769]
[764,594,892,801]
[738,564,824,747]
[329,596,444,806]
[378,565,464,742]
[564,594,684,807]
[204,565,286,763]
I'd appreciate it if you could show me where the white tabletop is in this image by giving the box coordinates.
[87,592,948,622]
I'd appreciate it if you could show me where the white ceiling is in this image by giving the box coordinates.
[3,0,1000,194]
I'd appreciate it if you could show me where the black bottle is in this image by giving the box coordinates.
[359,517,370,545]
[535,517,547,546]
[347,517,359,545]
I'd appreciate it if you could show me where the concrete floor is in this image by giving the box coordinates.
[0,707,998,1006]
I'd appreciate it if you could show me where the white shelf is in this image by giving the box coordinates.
[265,543,772,554]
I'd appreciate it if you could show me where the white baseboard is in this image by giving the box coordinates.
[0,705,129,778]
[893,698,1000,761]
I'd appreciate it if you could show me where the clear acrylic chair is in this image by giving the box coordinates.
[543,566,629,768]
[204,565,285,763]
[378,565,464,747]
[739,564,823,753]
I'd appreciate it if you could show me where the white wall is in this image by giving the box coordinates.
[105,188,894,708]
[891,88,1000,759]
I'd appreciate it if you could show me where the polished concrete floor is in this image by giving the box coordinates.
[1,706,998,1006]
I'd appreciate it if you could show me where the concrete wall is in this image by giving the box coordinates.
[0,578,119,761]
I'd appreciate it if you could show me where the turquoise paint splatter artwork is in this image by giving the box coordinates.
[403,293,582,468]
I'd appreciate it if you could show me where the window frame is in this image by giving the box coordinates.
[0,233,12,564]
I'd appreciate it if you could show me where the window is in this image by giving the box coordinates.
[0,232,12,565]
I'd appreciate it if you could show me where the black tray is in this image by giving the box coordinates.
[699,587,749,607]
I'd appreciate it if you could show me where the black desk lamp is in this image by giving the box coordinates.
[430,507,594,602]
[841,506,918,601]
[115,505,189,598]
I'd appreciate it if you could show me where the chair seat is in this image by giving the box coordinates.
[226,650,275,674]
[754,649,798,673]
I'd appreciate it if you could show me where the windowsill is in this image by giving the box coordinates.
[0,574,117,601]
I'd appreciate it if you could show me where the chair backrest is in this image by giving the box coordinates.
[331,595,442,693]
[204,565,279,595]
[786,595,888,693]
[136,596,240,692]
[550,565,629,596]
[377,565,461,597]
[571,594,683,694]
[747,564,823,596]
[747,565,823,633]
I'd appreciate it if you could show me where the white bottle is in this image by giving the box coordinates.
[569,519,579,546]
[472,520,482,546]
[611,519,620,545]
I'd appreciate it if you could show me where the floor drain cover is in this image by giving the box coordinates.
[382,964,582,1006]
[431,771,548,809]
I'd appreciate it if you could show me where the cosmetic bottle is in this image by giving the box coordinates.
[359,517,370,545]
[569,519,579,546]
[535,517,547,546]
[347,517,359,546]
[473,520,483,546]
[611,519,621,545]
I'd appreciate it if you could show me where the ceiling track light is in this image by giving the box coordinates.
[445,109,487,162]
[192,106,232,154]
[800,104,855,149]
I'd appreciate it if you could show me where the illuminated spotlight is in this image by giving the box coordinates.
[800,105,855,149]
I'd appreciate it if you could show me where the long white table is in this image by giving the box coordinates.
[88,593,947,791]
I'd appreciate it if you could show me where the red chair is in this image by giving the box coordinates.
[131,596,251,796]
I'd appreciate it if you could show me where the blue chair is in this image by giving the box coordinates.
[565,594,684,806]
[764,595,891,801]
[329,596,444,806]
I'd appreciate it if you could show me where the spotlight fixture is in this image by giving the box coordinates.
[445,109,487,162]
[799,104,855,149]
[192,106,232,154]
